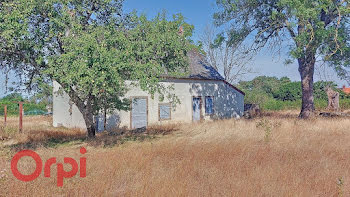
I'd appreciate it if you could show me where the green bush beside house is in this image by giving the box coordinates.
[239,76,350,111]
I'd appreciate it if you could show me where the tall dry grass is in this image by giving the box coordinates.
[1,111,350,196]
[0,116,86,148]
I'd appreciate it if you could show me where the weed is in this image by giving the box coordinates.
[256,119,272,141]
[337,177,344,197]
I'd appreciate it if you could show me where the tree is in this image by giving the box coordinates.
[0,1,193,137]
[1,93,24,102]
[29,78,53,107]
[313,81,337,100]
[239,76,289,97]
[214,0,350,118]
[200,25,254,84]
[238,76,291,104]
[274,82,302,101]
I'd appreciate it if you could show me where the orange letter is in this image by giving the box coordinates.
[11,150,42,182]
[57,158,78,187]
[44,158,56,177]
[80,147,87,178]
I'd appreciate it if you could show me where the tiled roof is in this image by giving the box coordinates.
[343,87,350,94]
[187,50,224,80]
[162,49,245,95]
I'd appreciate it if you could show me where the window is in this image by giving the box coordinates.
[159,103,171,120]
[205,96,214,115]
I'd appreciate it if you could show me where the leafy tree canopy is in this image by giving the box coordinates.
[214,0,350,118]
[1,93,24,102]
[0,0,195,137]
[239,76,343,102]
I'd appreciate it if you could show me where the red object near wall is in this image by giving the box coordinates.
[342,85,350,95]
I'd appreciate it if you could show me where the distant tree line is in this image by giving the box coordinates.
[0,93,48,116]
[238,76,350,111]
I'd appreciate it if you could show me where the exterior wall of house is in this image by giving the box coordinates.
[53,79,244,131]
[52,81,87,129]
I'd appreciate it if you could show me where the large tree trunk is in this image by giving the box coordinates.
[58,83,97,138]
[298,54,316,119]
[86,120,96,138]
[81,93,96,138]
[103,107,107,131]
[73,93,96,138]
[82,106,96,138]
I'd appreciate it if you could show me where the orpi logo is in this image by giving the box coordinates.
[11,147,87,187]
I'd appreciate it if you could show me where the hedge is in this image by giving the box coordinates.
[262,98,350,111]
[0,102,47,116]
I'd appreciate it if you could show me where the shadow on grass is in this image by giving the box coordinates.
[6,124,178,151]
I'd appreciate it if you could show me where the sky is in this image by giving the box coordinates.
[123,0,347,85]
[0,0,348,97]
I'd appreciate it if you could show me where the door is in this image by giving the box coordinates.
[131,97,147,129]
[192,97,202,122]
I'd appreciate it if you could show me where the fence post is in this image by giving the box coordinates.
[19,102,23,132]
[4,105,7,127]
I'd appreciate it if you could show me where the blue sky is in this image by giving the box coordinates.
[123,0,347,86]
[124,0,217,42]
[0,0,347,97]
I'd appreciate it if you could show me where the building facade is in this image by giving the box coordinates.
[52,50,245,131]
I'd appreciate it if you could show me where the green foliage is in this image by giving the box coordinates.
[313,81,338,100]
[29,78,53,107]
[1,1,195,136]
[215,0,350,60]
[273,81,339,102]
[256,119,273,142]
[274,82,302,101]
[0,94,47,116]
[261,98,350,111]
[240,76,350,111]
[1,93,24,102]
[239,76,294,103]
[243,89,271,106]
[239,76,285,96]
[47,11,193,115]
[214,0,350,116]
[256,119,281,142]
[262,99,302,111]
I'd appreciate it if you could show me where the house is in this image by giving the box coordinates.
[52,50,245,131]
[342,85,350,95]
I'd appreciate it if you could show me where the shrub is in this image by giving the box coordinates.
[274,82,301,101]
[244,90,271,105]
[0,93,47,116]
[261,99,350,111]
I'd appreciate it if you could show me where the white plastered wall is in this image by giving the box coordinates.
[53,79,244,130]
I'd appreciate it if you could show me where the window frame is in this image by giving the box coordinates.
[205,96,214,115]
[192,96,203,122]
[158,103,172,121]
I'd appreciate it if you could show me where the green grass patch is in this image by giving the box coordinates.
[262,98,350,111]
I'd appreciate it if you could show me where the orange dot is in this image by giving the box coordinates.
[80,147,87,154]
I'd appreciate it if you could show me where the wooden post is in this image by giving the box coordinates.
[104,108,107,131]
[19,102,23,132]
[4,105,7,127]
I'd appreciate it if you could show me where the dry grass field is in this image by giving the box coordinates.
[1,111,350,196]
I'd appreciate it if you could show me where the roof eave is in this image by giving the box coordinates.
[160,77,245,96]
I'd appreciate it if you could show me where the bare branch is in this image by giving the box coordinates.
[201,24,255,84]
